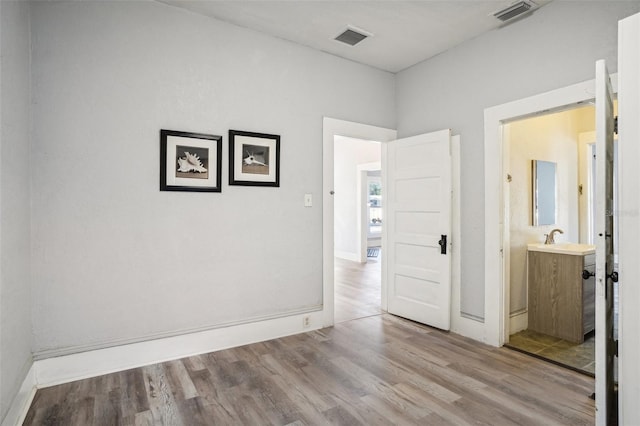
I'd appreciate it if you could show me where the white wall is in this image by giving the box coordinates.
[333,136,381,260]
[29,1,395,356]
[506,109,585,315]
[396,1,640,321]
[0,0,33,421]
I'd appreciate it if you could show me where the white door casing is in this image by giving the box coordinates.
[594,59,616,426]
[484,76,618,347]
[386,129,452,330]
[358,162,382,263]
[322,118,397,327]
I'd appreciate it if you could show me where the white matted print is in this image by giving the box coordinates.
[229,130,280,187]
[160,129,222,192]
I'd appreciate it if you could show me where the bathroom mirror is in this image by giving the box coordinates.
[532,159,557,226]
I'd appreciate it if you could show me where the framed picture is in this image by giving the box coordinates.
[160,129,222,192]
[229,130,280,187]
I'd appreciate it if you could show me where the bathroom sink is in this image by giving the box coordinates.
[527,243,596,255]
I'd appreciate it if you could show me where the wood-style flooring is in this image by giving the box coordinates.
[24,313,595,425]
[334,255,381,324]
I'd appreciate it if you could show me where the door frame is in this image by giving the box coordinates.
[323,118,467,336]
[322,117,397,327]
[358,162,382,263]
[484,75,618,347]
[578,132,619,249]
[578,132,596,245]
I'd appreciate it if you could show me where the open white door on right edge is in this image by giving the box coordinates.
[594,59,617,425]
[386,129,452,330]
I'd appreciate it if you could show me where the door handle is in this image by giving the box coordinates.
[438,235,447,255]
[582,269,618,282]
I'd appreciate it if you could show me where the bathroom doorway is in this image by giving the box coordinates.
[503,102,619,375]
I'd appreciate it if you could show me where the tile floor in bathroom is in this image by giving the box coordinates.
[507,282,619,376]
[506,329,595,375]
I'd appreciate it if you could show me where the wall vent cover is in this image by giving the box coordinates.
[334,28,369,46]
[493,1,536,22]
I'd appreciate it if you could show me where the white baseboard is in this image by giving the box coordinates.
[33,306,321,360]
[509,311,528,335]
[1,364,36,426]
[367,238,381,248]
[35,309,324,388]
[334,250,361,262]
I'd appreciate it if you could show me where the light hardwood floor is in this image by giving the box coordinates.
[24,313,595,425]
[334,255,382,324]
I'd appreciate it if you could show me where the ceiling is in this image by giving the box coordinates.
[159,0,550,73]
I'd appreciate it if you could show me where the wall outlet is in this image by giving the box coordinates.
[302,316,311,328]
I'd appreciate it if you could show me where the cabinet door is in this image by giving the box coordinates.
[582,262,596,334]
[528,251,586,343]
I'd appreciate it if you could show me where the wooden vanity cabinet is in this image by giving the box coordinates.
[528,251,595,343]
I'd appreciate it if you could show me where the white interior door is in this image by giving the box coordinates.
[617,12,640,425]
[595,59,616,425]
[386,129,452,330]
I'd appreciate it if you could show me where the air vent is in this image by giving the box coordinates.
[334,28,370,46]
[493,1,537,22]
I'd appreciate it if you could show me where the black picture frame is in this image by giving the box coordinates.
[160,129,223,192]
[229,130,280,187]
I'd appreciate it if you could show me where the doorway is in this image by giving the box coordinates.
[501,103,620,375]
[322,118,464,333]
[483,76,618,347]
[321,117,397,328]
[484,75,620,425]
[333,135,383,323]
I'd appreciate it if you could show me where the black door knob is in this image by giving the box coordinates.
[438,235,447,255]
[582,269,595,280]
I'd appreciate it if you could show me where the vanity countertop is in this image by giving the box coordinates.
[527,243,596,255]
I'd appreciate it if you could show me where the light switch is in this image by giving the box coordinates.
[304,193,313,207]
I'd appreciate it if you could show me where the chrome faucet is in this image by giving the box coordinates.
[544,228,564,244]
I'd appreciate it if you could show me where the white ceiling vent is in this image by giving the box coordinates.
[334,26,371,46]
[493,1,537,22]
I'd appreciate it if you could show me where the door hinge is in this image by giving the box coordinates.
[614,116,618,135]
[614,340,619,357]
